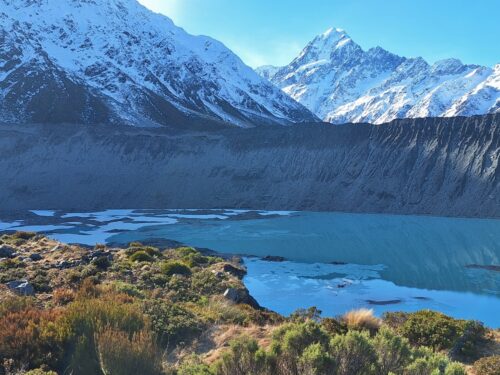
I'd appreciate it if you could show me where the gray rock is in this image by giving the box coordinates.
[0,245,15,258]
[223,288,261,309]
[223,288,240,303]
[6,280,35,296]
[29,253,43,261]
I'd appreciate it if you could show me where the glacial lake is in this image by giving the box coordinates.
[1,209,499,327]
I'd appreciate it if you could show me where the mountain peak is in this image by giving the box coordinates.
[258,26,499,124]
[0,0,316,127]
[312,27,352,49]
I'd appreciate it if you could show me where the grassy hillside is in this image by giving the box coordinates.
[0,232,498,375]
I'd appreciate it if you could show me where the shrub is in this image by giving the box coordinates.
[109,281,144,298]
[341,308,381,334]
[63,295,146,375]
[129,251,153,263]
[95,328,162,375]
[372,326,412,374]
[298,343,336,375]
[12,231,37,240]
[404,349,450,375]
[63,295,145,337]
[190,296,249,325]
[399,310,464,350]
[144,300,204,348]
[448,320,486,361]
[175,247,198,258]
[76,278,100,299]
[321,317,347,336]
[444,362,467,375]
[53,288,76,306]
[0,295,35,318]
[473,356,500,375]
[91,256,111,270]
[214,337,269,375]
[0,307,68,371]
[330,330,377,375]
[382,311,409,330]
[270,321,330,374]
[31,270,52,293]
[178,358,214,375]
[191,270,226,296]
[290,307,322,323]
[161,261,191,277]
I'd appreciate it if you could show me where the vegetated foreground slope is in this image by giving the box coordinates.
[257,28,500,125]
[0,114,498,218]
[0,232,498,375]
[0,0,315,128]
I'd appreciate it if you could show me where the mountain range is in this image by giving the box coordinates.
[0,0,316,128]
[256,28,500,124]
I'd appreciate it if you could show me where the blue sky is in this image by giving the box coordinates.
[139,0,499,68]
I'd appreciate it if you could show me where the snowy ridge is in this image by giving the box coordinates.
[257,28,500,124]
[0,0,316,127]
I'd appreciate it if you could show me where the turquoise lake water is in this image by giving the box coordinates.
[2,210,499,326]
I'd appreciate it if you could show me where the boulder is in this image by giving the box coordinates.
[222,263,246,278]
[223,288,240,303]
[223,287,260,309]
[262,255,286,262]
[0,245,15,258]
[6,280,35,296]
[30,253,43,261]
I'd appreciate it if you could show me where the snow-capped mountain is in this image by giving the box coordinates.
[0,0,316,127]
[257,27,500,124]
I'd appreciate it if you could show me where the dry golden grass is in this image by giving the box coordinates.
[341,308,381,334]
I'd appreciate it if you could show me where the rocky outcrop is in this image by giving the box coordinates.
[0,114,498,218]
[6,280,35,296]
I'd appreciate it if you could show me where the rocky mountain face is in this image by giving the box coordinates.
[0,0,316,128]
[1,114,498,218]
[257,28,500,125]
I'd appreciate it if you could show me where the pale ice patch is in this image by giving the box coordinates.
[0,220,22,231]
[30,210,56,217]
[166,214,229,220]
[243,258,500,327]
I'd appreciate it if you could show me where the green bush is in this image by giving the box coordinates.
[161,261,191,277]
[330,330,377,375]
[298,342,336,375]
[321,317,347,336]
[270,321,331,374]
[144,300,204,347]
[444,362,467,375]
[214,337,269,375]
[129,251,154,263]
[473,355,500,375]
[404,347,466,375]
[175,247,199,258]
[449,320,486,361]
[109,281,144,298]
[372,326,412,374]
[191,270,226,296]
[399,310,465,350]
